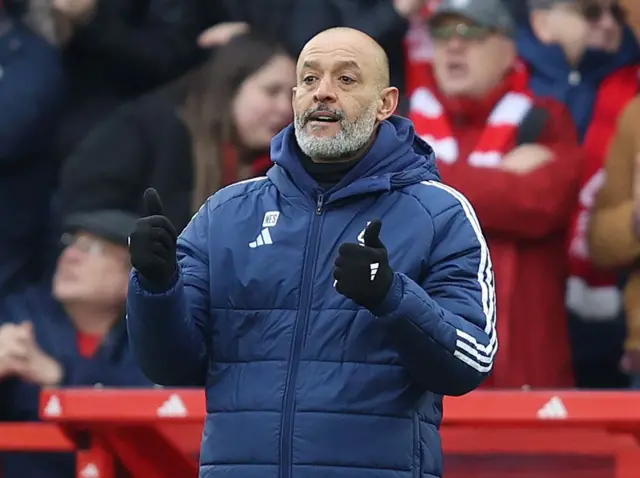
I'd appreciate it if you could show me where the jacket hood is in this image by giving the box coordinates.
[268,115,440,199]
[517,23,640,83]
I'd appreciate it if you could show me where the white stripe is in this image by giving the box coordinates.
[191,176,269,225]
[227,176,268,187]
[421,136,458,164]
[456,338,492,364]
[261,228,273,245]
[488,92,532,125]
[410,87,443,117]
[216,175,268,196]
[468,151,503,168]
[421,181,497,373]
[423,181,496,336]
[565,276,621,320]
[454,351,492,373]
[455,329,496,358]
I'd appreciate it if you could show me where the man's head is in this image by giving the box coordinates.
[53,210,136,310]
[429,0,518,98]
[293,27,399,162]
[529,0,625,55]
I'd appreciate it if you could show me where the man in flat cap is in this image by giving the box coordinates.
[406,0,584,388]
[0,208,150,478]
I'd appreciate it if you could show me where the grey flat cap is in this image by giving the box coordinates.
[63,210,139,246]
[429,0,516,37]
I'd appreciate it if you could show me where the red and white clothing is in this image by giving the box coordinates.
[565,65,640,320]
[408,66,584,388]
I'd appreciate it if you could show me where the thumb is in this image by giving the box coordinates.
[143,188,164,216]
[363,220,384,249]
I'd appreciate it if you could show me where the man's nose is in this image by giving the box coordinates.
[445,35,467,52]
[313,76,337,103]
[60,244,84,264]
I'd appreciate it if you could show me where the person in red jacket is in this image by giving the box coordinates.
[408,0,584,388]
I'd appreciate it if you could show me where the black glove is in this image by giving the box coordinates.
[333,220,394,311]
[129,188,178,291]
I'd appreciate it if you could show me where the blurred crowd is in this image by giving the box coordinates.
[1,0,640,475]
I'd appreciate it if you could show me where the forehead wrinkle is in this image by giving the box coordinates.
[298,44,366,67]
[300,59,362,72]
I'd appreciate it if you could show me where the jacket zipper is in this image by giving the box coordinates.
[279,193,325,478]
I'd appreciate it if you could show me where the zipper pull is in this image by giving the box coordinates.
[316,194,324,215]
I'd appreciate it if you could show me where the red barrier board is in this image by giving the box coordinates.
[18,389,640,478]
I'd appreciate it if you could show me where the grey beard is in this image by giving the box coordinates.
[294,104,378,160]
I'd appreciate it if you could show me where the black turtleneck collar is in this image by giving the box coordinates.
[298,153,359,190]
[296,130,381,190]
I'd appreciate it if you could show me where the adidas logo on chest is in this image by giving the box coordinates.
[249,211,279,248]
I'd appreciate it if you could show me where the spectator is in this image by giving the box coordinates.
[0,208,151,478]
[199,0,424,92]
[0,7,66,292]
[403,0,530,110]
[407,0,583,387]
[47,0,210,162]
[520,0,640,388]
[57,33,295,234]
[588,97,640,388]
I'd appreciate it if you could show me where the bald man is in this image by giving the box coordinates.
[127,27,496,478]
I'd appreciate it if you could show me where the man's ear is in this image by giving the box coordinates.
[376,87,399,122]
[291,86,297,110]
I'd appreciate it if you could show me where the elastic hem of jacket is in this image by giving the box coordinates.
[370,272,404,316]
[131,268,180,296]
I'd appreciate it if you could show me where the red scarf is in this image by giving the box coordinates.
[405,38,640,318]
[221,144,271,186]
[564,65,640,319]
[408,66,534,167]
[250,155,272,177]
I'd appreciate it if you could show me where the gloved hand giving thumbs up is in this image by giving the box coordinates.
[129,188,178,291]
[333,220,394,311]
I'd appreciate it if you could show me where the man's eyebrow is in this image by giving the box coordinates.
[334,60,361,71]
[301,60,362,71]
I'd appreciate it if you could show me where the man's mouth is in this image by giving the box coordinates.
[446,60,468,77]
[307,111,340,123]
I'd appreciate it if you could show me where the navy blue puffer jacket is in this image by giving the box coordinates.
[127,116,497,478]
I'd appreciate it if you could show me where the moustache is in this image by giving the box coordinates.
[302,105,345,125]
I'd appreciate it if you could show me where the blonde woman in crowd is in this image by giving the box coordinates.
[57,32,295,233]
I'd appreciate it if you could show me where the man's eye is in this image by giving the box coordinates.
[303,76,316,84]
[340,76,355,84]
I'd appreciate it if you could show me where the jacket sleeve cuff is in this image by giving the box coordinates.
[370,273,404,316]
[130,268,180,296]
